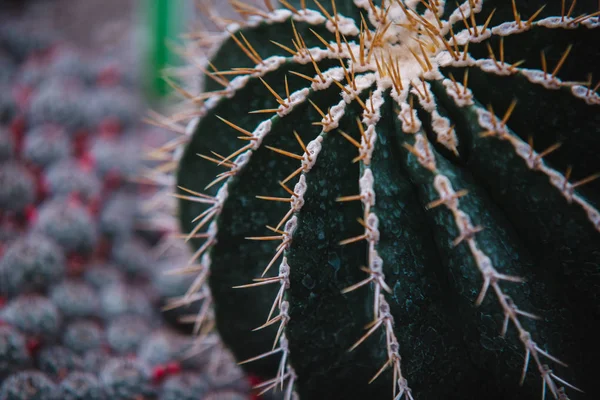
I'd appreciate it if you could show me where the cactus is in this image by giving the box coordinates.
[0,326,30,378]
[37,345,83,380]
[33,199,97,254]
[105,315,151,355]
[62,320,103,355]
[58,371,105,400]
[44,159,101,201]
[98,357,154,400]
[0,295,61,340]
[22,125,72,168]
[49,281,99,320]
[0,162,36,213]
[173,1,600,399]
[0,234,65,296]
[0,371,60,400]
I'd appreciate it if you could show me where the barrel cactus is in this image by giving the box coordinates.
[172,1,599,399]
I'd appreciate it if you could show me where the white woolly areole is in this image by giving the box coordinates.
[291,175,307,211]
[251,120,272,149]
[359,168,376,208]
[435,51,458,68]
[279,258,290,289]
[207,221,218,239]
[571,85,600,105]
[450,27,492,46]
[341,73,377,104]
[475,108,507,136]
[536,17,580,29]
[297,47,330,65]
[232,151,252,172]
[443,54,477,68]
[490,21,531,36]
[293,9,327,25]
[433,174,461,209]
[284,215,298,237]
[447,0,483,29]
[442,78,474,107]
[185,117,199,137]
[227,76,250,97]
[215,183,229,205]
[268,9,293,23]
[431,111,459,154]
[311,67,345,91]
[362,89,385,125]
[204,96,221,111]
[398,101,422,133]
[477,59,518,76]
[326,15,359,36]
[255,56,288,74]
[365,212,380,243]
[413,82,435,113]
[200,253,211,269]
[360,125,378,165]
[324,100,347,132]
[278,88,311,117]
[520,69,562,90]
[302,136,323,171]
[369,248,383,273]
[413,134,436,171]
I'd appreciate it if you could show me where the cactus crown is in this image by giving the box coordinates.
[173,1,600,399]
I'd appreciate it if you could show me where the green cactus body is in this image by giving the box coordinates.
[174,1,600,399]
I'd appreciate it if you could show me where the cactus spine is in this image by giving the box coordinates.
[173,1,600,399]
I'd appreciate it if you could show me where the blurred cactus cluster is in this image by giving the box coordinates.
[0,2,255,400]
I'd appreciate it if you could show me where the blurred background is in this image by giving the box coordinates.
[0,0,271,398]
[0,0,195,99]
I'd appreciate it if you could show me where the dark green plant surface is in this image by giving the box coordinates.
[177,1,600,399]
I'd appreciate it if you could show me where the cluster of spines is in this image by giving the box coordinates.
[164,0,600,399]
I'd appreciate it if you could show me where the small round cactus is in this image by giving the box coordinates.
[90,136,142,181]
[0,162,36,213]
[27,79,87,131]
[80,349,111,374]
[62,320,103,355]
[137,330,189,368]
[171,1,600,399]
[33,199,97,254]
[98,193,136,239]
[22,125,72,169]
[0,295,61,340]
[0,234,65,296]
[59,372,105,400]
[106,315,151,355]
[111,237,154,278]
[0,22,56,62]
[49,281,99,320]
[44,159,101,201]
[0,371,59,400]
[99,358,153,400]
[83,264,124,290]
[36,345,82,380]
[159,373,210,400]
[82,88,139,132]
[0,326,30,377]
[98,283,154,321]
